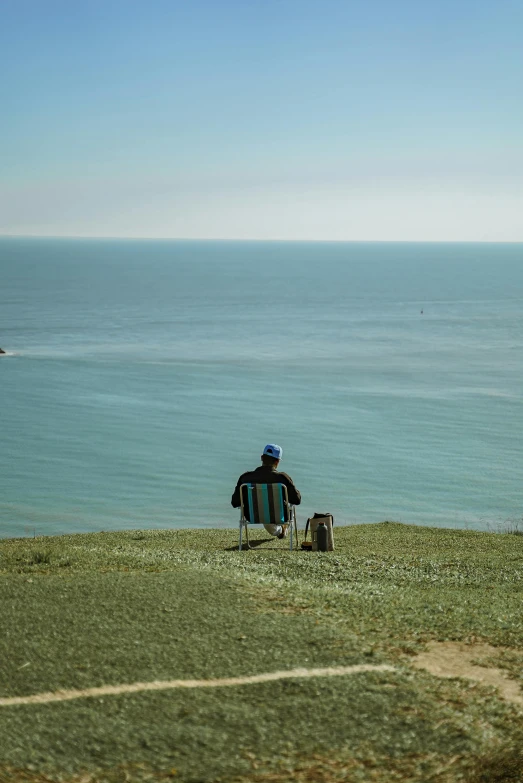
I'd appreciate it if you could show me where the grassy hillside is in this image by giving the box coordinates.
[1,523,522,782]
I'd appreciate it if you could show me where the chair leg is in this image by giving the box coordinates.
[289,509,298,551]
[239,518,256,551]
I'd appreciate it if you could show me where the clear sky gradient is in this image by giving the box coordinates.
[2,0,522,240]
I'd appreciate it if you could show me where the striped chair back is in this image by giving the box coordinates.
[241,483,288,525]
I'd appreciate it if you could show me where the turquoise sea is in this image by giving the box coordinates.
[1,238,522,538]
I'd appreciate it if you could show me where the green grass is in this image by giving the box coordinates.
[1,523,522,782]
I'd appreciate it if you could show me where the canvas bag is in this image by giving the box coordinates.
[303,513,335,551]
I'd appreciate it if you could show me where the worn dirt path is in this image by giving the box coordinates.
[2,644,521,710]
[0,664,396,707]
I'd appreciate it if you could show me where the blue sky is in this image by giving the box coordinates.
[1,0,522,240]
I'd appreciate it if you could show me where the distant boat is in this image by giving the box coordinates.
[0,347,6,354]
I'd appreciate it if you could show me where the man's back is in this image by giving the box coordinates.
[231,464,301,519]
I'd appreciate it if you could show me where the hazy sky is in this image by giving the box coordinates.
[2,0,522,240]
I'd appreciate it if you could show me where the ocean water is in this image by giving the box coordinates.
[1,238,522,539]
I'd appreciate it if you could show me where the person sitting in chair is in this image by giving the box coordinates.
[231,444,301,539]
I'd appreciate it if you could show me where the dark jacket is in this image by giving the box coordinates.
[231,465,301,520]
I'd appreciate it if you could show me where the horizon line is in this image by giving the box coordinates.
[1,234,522,244]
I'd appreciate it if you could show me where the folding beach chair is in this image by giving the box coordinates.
[238,483,298,551]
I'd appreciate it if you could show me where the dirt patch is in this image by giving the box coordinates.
[412,642,523,706]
